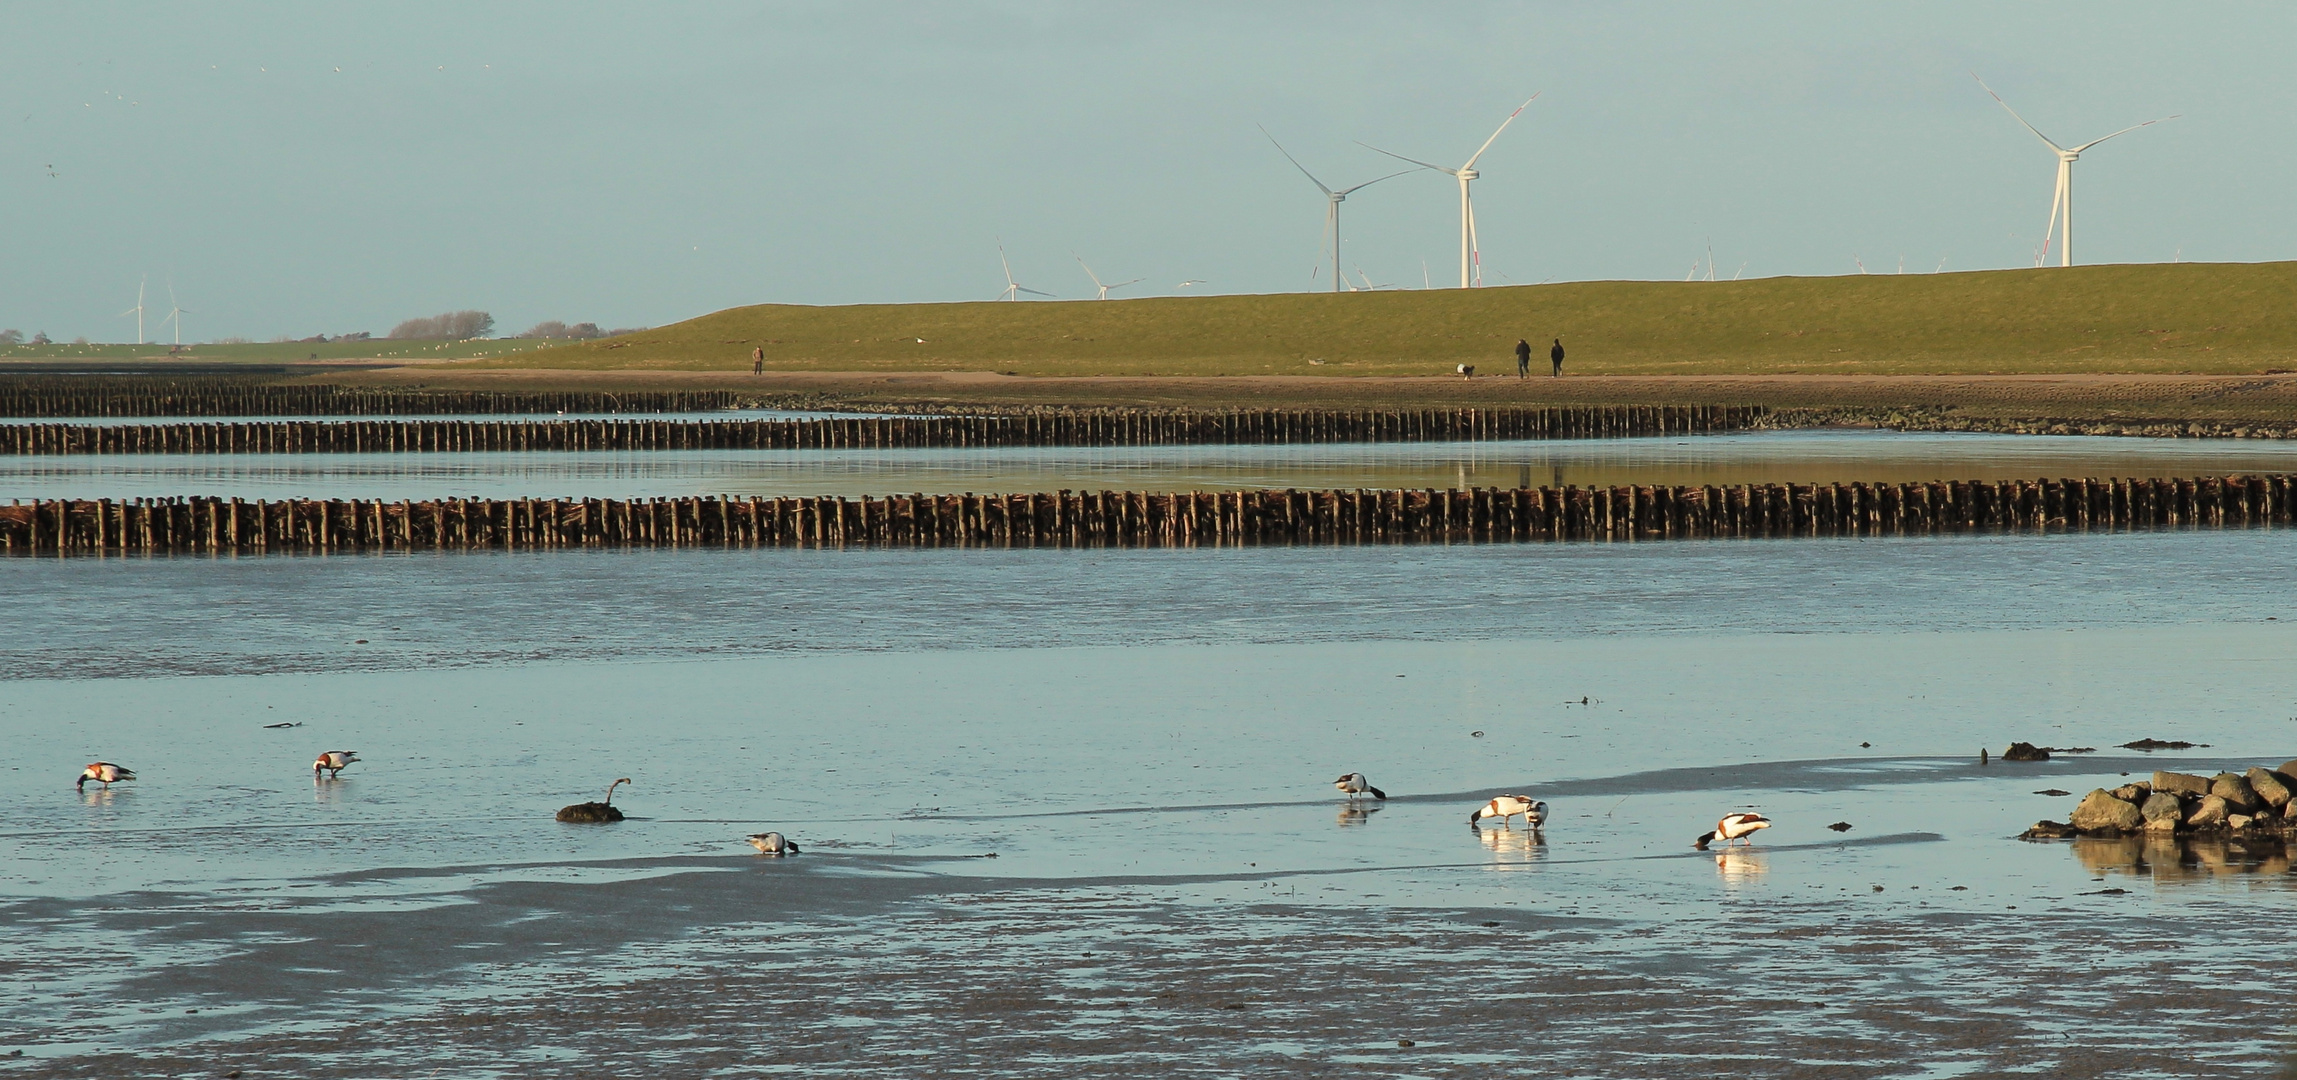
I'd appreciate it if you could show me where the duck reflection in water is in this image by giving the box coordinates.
[79,787,120,808]
[1477,824,1546,863]
[1337,803,1383,826]
[1714,847,1769,883]
[2071,833,2295,881]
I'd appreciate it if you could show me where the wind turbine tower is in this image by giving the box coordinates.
[120,277,147,345]
[1362,95,1538,287]
[1259,126,1414,293]
[1973,74,2177,267]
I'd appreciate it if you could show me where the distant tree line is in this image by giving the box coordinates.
[387,310,495,341]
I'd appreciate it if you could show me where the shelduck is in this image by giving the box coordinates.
[314,751,360,779]
[1469,794,1545,828]
[1695,812,1771,850]
[1333,773,1387,800]
[747,832,800,857]
[77,762,135,791]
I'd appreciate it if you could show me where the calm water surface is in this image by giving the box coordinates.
[4,429,2297,502]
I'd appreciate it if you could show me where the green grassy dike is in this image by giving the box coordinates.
[494,262,2297,377]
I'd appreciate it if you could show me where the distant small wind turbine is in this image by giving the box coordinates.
[995,243,1052,301]
[158,281,191,347]
[1973,73,2177,268]
[1361,94,1539,288]
[1259,126,1415,294]
[1074,255,1142,300]
[119,276,147,345]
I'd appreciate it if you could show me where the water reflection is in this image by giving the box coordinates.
[2070,834,2297,881]
[1474,824,1547,866]
[1336,803,1383,827]
[77,787,120,808]
[1714,848,1769,884]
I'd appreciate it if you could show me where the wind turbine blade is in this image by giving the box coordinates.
[2039,169,2064,263]
[998,242,1017,289]
[1357,142,1456,175]
[1332,168,1421,196]
[1462,92,1539,171]
[2069,115,2179,153]
[1017,286,1054,297]
[1971,73,2066,153]
[1112,278,1143,288]
[1466,201,1481,285]
[1258,125,1334,196]
[1074,254,1105,289]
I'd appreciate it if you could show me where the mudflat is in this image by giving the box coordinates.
[308,366,2297,423]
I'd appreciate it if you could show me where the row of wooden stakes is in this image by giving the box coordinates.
[0,405,1763,455]
[4,474,2289,554]
[0,378,739,418]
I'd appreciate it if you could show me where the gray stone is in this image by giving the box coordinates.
[2071,789,2143,832]
[2140,792,2185,824]
[2228,814,2256,831]
[2210,773,2262,812]
[2110,783,2149,803]
[2243,768,2294,808]
[2186,794,2231,828]
[2154,771,2211,798]
[2281,759,2297,780]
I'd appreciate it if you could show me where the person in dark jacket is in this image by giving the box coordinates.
[1550,338,1565,377]
[1514,338,1532,378]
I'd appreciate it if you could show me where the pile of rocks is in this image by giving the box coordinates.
[2025,763,2297,840]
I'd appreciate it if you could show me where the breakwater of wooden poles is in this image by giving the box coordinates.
[0,406,1760,455]
[5,474,2287,555]
[0,378,741,418]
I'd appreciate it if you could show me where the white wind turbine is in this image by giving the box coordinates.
[119,276,147,345]
[1074,255,1142,300]
[1258,126,1415,293]
[1973,74,2177,268]
[995,242,1053,301]
[158,281,191,347]
[1361,94,1538,288]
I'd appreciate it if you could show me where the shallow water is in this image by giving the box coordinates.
[2,529,2294,1075]
[4,429,2297,503]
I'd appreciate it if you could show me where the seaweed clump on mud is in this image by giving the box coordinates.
[2024,762,2297,841]
[557,778,631,824]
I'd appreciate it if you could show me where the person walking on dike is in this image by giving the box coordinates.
[752,346,764,375]
[1514,338,1532,378]
[1550,337,1565,377]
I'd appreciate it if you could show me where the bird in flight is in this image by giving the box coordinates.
[1177,279,1207,288]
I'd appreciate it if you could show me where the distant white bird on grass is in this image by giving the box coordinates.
[748,832,800,857]
[77,762,135,790]
[1695,812,1771,850]
[1469,794,1544,828]
[314,751,359,779]
[1333,773,1387,800]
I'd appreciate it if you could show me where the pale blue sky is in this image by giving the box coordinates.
[2,2,2288,341]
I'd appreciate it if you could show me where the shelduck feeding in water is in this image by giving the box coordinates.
[747,832,800,857]
[77,762,135,791]
[314,751,359,779]
[1695,812,1771,850]
[1469,794,1546,828]
[1333,773,1387,800]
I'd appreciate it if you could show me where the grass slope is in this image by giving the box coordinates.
[498,262,2297,377]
